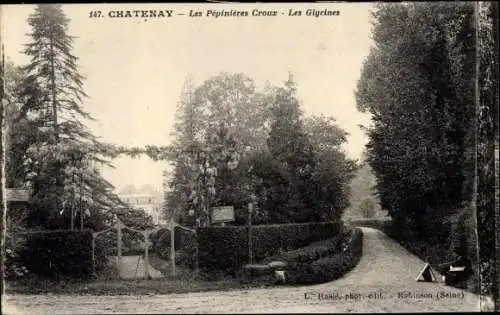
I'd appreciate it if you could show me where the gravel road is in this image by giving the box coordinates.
[2,227,480,314]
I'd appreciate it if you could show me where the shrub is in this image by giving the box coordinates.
[3,209,30,279]
[150,228,171,259]
[14,229,99,279]
[287,228,363,285]
[197,221,343,275]
[261,227,348,264]
[4,239,30,279]
[198,226,247,276]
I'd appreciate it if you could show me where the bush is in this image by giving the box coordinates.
[3,208,30,279]
[14,229,99,279]
[287,228,363,285]
[197,221,343,275]
[4,237,30,279]
[261,227,349,264]
[150,228,171,259]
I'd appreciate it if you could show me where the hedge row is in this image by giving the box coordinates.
[261,226,349,264]
[197,221,343,275]
[12,229,104,279]
[286,227,363,285]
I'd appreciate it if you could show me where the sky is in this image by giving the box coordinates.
[3,3,375,193]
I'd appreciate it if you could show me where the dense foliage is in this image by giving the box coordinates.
[356,2,497,297]
[3,5,128,231]
[476,1,498,302]
[197,222,343,275]
[287,227,363,285]
[3,205,30,279]
[11,230,102,279]
[357,2,475,236]
[167,72,356,226]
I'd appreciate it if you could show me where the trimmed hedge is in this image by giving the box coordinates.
[197,221,343,275]
[15,229,100,279]
[287,227,363,285]
[261,226,349,264]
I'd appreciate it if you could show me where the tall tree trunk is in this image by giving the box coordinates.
[80,172,84,230]
[0,10,5,288]
[49,25,58,140]
[469,0,481,294]
[49,24,63,222]
[477,1,499,310]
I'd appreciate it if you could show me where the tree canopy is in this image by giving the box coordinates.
[166,72,356,226]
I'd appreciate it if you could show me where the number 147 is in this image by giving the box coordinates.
[89,11,102,18]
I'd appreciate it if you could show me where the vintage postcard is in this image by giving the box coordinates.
[1,2,498,314]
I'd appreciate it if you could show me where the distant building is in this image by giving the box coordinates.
[118,184,165,225]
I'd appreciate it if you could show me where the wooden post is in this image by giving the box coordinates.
[116,216,122,274]
[171,222,176,276]
[144,232,149,280]
[91,233,96,275]
[472,1,481,296]
[248,202,253,264]
[80,173,84,230]
[195,237,199,272]
[70,173,75,230]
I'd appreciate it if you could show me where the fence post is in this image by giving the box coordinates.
[116,216,122,276]
[171,222,176,276]
[248,202,253,264]
[91,233,96,275]
[144,231,149,279]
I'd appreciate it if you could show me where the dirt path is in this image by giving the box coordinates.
[3,227,480,314]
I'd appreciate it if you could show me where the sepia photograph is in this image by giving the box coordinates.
[1,2,498,314]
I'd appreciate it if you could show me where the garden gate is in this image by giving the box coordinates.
[92,214,196,279]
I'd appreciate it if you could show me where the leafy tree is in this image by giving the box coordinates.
[166,72,355,225]
[357,2,476,236]
[265,73,316,222]
[10,4,125,230]
[303,115,357,221]
[356,2,483,292]
[2,61,36,189]
[303,115,348,151]
[166,73,269,226]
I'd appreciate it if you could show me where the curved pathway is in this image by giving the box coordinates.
[3,227,480,314]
